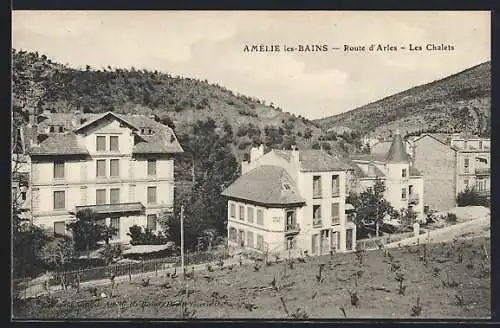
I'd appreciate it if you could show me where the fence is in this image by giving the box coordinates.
[13,249,230,299]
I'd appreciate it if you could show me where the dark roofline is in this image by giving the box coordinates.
[73,111,139,133]
[223,196,306,208]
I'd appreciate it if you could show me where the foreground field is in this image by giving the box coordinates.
[13,236,490,319]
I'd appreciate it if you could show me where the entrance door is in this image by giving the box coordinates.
[320,229,330,255]
[239,230,245,247]
[346,229,353,251]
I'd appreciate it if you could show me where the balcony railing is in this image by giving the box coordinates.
[475,167,490,176]
[476,189,490,197]
[285,223,300,235]
[312,219,322,228]
[409,193,419,205]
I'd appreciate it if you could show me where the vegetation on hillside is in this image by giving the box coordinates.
[315,62,491,138]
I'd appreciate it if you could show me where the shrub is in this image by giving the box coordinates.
[456,187,489,207]
[127,225,169,245]
[445,213,458,224]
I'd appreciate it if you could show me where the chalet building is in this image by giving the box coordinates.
[350,130,425,220]
[221,145,357,257]
[411,133,490,212]
[17,110,183,243]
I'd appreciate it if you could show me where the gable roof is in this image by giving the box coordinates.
[412,133,458,151]
[273,149,351,172]
[221,165,306,206]
[73,111,139,133]
[386,130,410,163]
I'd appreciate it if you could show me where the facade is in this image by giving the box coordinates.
[221,145,357,257]
[412,133,490,212]
[350,130,425,220]
[20,111,183,243]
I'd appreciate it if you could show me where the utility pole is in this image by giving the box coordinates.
[180,205,185,279]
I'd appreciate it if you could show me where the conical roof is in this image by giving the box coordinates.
[386,129,410,163]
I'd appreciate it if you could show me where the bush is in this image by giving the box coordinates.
[445,213,458,224]
[456,187,489,207]
[127,225,169,245]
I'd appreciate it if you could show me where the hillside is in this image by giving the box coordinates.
[315,62,491,138]
[12,49,363,160]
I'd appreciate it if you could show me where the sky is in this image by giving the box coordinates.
[12,11,491,120]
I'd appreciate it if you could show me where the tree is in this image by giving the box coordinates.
[67,209,115,254]
[40,236,75,270]
[346,179,394,238]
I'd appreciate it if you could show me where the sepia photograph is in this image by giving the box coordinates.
[11,10,491,320]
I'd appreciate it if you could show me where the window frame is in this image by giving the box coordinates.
[256,209,264,225]
[313,175,322,198]
[247,207,254,223]
[110,159,120,177]
[96,159,106,178]
[96,136,106,152]
[109,136,119,151]
[331,174,340,197]
[239,205,245,220]
[402,168,407,178]
[147,159,157,176]
[401,187,407,200]
[229,203,236,218]
[53,190,65,210]
[96,188,107,205]
[147,186,157,204]
[331,203,340,225]
[53,160,65,179]
[110,188,120,204]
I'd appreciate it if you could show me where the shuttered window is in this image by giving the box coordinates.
[96,136,106,151]
[96,160,106,178]
[147,186,157,204]
[331,203,340,225]
[96,189,106,205]
[110,159,120,177]
[53,191,65,210]
[110,188,120,204]
[148,159,157,176]
[110,136,119,151]
[53,161,65,179]
[257,209,264,225]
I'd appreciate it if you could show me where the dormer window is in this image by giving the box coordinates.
[283,183,291,190]
[58,126,64,133]
[49,126,55,133]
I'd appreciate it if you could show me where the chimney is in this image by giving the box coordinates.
[250,144,265,162]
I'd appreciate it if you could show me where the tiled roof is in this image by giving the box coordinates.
[221,165,306,206]
[29,133,89,156]
[350,153,388,162]
[24,112,183,156]
[273,149,351,172]
[358,164,386,178]
[386,131,410,163]
[74,111,139,133]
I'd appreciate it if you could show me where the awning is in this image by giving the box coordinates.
[74,202,145,215]
[345,203,356,212]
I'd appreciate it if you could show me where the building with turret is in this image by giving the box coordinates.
[350,130,425,219]
[221,145,357,257]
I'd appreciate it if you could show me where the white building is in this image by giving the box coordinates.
[350,130,425,220]
[221,145,357,257]
[21,111,183,243]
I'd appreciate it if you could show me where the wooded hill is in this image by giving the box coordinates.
[315,62,491,139]
[12,49,365,160]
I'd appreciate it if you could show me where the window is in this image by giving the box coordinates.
[54,221,66,236]
[110,217,120,238]
[58,126,64,133]
[110,188,120,204]
[313,176,322,198]
[313,204,322,219]
[464,141,468,149]
[12,187,17,200]
[49,126,55,133]
[147,214,157,231]
[53,191,65,210]
[247,207,254,223]
[286,237,296,250]
[402,168,407,178]
[96,160,106,177]
[229,227,237,242]
[21,191,26,201]
[239,205,245,220]
[257,235,264,250]
[110,136,119,151]
[238,230,245,247]
[247,231,254,248]
[96,136,106,151]
[331,203,340,225]
[286,210,296,229]
[283,183,291,190]
[257,209,264,225]
[331,231,340,250]
[54,161,65,179]
[147,159,157,176]
[147,186,157,204]
[479,141,483,149]
[96,189,106,205]
[346,229,354,250]
[230,204,236,218]
[401,188,407,200]
[464,158,470,173]
[110,159,120,177]
[331,175,340,196]
[409,185,414,196]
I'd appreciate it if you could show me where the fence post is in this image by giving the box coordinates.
[77,269,81,292]
[129,263,132,282]
[24,276,27,299]
[155,259,158,276]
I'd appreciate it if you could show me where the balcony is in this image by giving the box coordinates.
[408,193,419,205]
[475,167,490,176]
[476,189,490,197]
[285,223,300,235]
[312,219,323,228]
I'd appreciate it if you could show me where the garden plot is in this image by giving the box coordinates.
[13,236,490,319]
